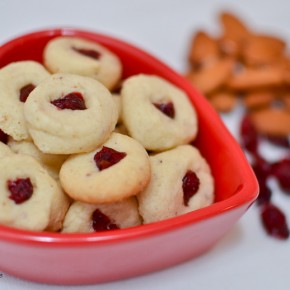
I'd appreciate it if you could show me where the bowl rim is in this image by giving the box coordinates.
[0,28,259,246]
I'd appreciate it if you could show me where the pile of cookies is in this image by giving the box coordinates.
[186,11,290,138]
[0,36,214,233]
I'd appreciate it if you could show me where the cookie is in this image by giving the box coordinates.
[121,74,198,151]
[0,154,70,231]
[0,61,50,141]
[8,138,67,179]
[43,36,122,90]
[0,142,13,159]
[62,197,141,233]
[59,132,151,204]
[112,93,122,124]
[24,73,118,154]
[137,145,214,224]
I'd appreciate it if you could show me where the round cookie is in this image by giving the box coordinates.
[0,154,70,231]
[137,145,214,224]
[44,36,122,90]
[62,197,141,233]
[0,61,50,141]
[24,73,118,154]
[59,132,151,204]
[121,74,198,151]
[8,138,67,179]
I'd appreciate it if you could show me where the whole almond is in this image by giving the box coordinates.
[219,11,251,42]
[188,30,220,70]
[227,65,284,90]
[250,107,290,136]
[208,91,238,112]
[243,89,277,110]
[186,57,234,94]
[242,34,286,66]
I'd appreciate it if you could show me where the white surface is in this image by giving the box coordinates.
[0,0,289,289]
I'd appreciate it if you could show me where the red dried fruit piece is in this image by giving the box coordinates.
[153,102,175,118]
[92,209,119,232]
[271,158,290,194]
[0,129,8,144]
[182,170,200,206]
[7,178,33,204]
[94,146,127,171]
[251,157,272,205]
[256,182,272,205]
[51,92,86,110]
[19,83,35,102]
[73,47,101,60]
[261,203,289,239]
[240,114,259,155]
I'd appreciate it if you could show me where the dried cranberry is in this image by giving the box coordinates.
[240,114,259,155]
[0,129,8,144]
[252,156,272,183]
[92,209,119,231]
[73,47,101,60]
[51,92,86,110]
[7,178,33,204]
[182,170,200,206]
[19,84,35,102]
[256,182,272,205]
[94,146,126,171]
[251,157,273,205]
[153,102,175,118]
[271,158,290,194]
[261,203,289,239]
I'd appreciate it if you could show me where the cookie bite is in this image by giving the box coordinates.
[60,132,151,204]
[62,197,141,233]
[44,36,122,90]
[0,154,70,231]
[121,74,198,151]
[0,61,50,141]
[24,73,118,154]
[137,145,214,224]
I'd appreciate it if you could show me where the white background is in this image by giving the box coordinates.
[0,0,289,289]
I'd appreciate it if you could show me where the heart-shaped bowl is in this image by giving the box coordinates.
[0,28,258,285]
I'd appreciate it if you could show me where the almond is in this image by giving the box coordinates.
[250,107,290,136]
[186,57,234,94]
[188,30,220,70]
[227,65,284,90]
[242,34,286,66]
[218,11,251,57]
[243,89,277,110]
[219,11,251,42]
[208,91,238,112]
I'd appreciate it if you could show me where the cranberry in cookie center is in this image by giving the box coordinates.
[7,177,33,204]
[94,146,127,171]
[19,83,36,103]
[182,170,200,206]
[51,92,87,110]
[73,47,101,60]
[92,209,119,231]
[153,101,175,118]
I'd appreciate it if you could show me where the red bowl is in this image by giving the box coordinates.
[0,28,258,285]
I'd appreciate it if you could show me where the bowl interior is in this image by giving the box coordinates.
[0,28,258,240]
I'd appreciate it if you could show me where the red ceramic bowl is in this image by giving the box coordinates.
[0,28,258,285]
